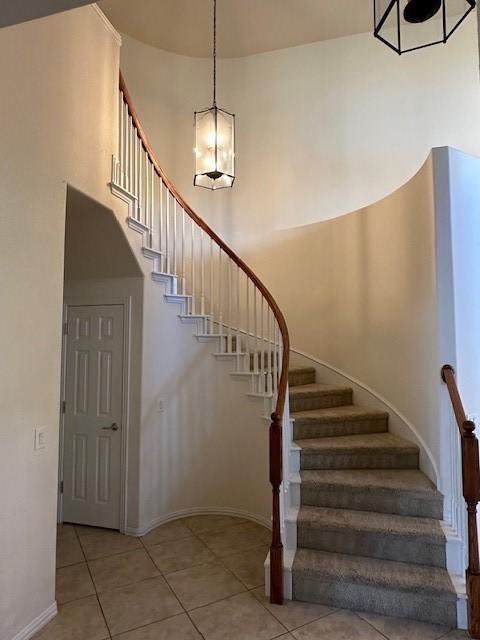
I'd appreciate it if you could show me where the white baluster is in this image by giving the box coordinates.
[119,95,124,187]
[253,287,258,373]
[218,247,223,345]
[181,208,186,296]
[165,187,171,273]
[137,140,142,221]
[150,163,155,248]
[236,265,241,356]
[200,232,205,316]
[129,115,133,193]
[173,200,177,276]
[245,278,250,372]
[209,237,214,334]
[273,320,278,398]
[259,295,264,393]
[227,258,232,352]
[267,308,273,395]
[191,219,195,315]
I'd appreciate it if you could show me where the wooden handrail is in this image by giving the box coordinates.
[441,364,480,638]
[119,72,289,604]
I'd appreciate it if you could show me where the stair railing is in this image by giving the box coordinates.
[441,364,480,638]
[114,72,289,604]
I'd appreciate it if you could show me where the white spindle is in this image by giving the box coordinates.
[165,188,171,273]
[218,247,223,342]
[227,258,232,352]
[119,95,124,187]
[209,237,214,334]
[181,208,186,295]
[236,265,241,356]
[267,308,273,395]
[150,163,155,247]
[173,200,177,276]
[253,288,258,373]
[273,321,278,396]
[129,116,133,193]
[200,232,205,316]
[245,278,250,372]
[191,220,195,315]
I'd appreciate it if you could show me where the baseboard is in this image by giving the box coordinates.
[124,506,272,537]
[10,602,57,640]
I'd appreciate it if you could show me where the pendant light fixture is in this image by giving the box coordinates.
[194,0,235,190]
[374,0,476,54]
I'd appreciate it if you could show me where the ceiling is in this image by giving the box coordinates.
[0,0,93,28]
[99,0,374,58]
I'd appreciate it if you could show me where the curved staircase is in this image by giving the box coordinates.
[288,366,457,627]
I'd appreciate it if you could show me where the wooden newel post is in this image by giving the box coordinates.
[463,423,480,639]
[270,411,284,605]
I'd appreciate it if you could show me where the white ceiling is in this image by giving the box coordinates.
[99,0,374,58]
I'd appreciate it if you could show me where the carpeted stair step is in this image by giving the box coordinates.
[297,505,446,567]
[288,367,316,387]
[297,433,419,470]
[301,469,443,518]
[293,405,388,439]
[289,383,353,412]
[292,548,457,627]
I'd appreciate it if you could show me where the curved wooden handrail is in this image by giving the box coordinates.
[120,72,289,603]
[441,364,480,638]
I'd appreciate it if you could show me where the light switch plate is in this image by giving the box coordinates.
[34,427,47,450]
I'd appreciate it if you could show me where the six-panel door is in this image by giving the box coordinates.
[62,304,124,529]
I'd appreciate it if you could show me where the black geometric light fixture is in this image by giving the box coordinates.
[374,0,476,54]
[194,0,235,190]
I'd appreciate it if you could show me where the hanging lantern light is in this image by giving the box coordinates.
[374,0,476,54]
[194,0,235,190]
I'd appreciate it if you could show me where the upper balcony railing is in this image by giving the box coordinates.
[113,72,290,604]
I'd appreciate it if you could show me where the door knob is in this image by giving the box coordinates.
[102,422,119,431]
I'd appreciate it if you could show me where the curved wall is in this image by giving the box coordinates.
[119,19,480,247]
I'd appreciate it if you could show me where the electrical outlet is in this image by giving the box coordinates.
[157,399,165,413]
[34,427,47,450]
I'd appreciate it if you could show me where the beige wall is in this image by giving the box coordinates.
[119,18,480,246]
[0,8,121,639]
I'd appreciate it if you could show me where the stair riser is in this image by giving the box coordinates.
[294,418,387,440]
[301,486,443,519]
[289,371,316,387]
[292,576,457,627]
[300,451,419,471]
[297,527,446,568]
[290,392,353,413]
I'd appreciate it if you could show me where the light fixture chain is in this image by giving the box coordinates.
[213,0,217,106]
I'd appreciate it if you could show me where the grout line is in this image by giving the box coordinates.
[72,525,113,639]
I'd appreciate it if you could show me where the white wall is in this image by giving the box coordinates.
[119,17,480,248]
[0,8,121,639]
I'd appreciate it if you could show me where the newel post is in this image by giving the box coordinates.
[462,421,480,639]
[270,411,284,605]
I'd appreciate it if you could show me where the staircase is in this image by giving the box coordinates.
[288,366,458,627]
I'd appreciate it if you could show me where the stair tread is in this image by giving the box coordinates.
[289,367,316,375]
[298,506,445,542]
[300,468,439,493]
[296,432,418,454]
[289,383,352,398]
[293,548,455,596]
[292,405,388,423]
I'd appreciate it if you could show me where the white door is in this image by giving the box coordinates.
[62,304,124,529]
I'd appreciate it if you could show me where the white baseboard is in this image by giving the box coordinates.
[124,506,272,537]
[10,602,57,640]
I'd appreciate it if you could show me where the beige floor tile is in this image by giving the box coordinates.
[56,563,95,604]
[165,561,245,610]
[358,611,450,640]
[182,514,248,534]
[33,595,108,640]
[89,548,160,592]
[221,545,268,589]
[190,591,286,640]
[252,587,336,631]
[57,524,76,541]
[140,520,193,548]
[112,614,202,639]
[98,575,182,635]
[198,522,270,557]
[148,536,215,574]
[79,529,142,560]
[291,610,386,639]
[56,536,84,568]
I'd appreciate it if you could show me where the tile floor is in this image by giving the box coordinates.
[35,515,469,640]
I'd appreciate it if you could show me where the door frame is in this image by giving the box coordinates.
[58,295,133,533]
